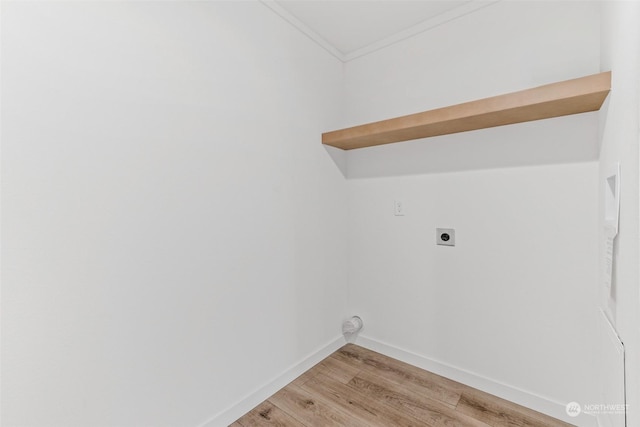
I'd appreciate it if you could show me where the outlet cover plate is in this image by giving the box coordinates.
[437,228,455,246]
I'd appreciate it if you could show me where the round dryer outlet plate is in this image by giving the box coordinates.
[436,228,455,246]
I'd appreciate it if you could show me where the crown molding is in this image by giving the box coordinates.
[259,0,347,61]
[260,0,501,63]
[343,0,501,62]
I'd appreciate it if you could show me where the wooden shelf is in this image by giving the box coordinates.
[322,71,611,150]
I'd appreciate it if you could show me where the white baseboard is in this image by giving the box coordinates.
[198,335,346,427]
[355,335,598,427]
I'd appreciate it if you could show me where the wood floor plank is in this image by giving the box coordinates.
[287,355,362,389]
[288,362,322,389]
[233,401,305,427]
[229,422,244,427]
[319,354,363,384]
[348,370,492,427]
[334,344,462,406]
[459,388,576,426]
[302,372,432,427]
[456,392,574,427]
[269,384,370,427]
[339,344,467,394]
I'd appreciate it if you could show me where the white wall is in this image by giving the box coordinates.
[1,2,347,426]
[599,1,640,425]
[345,0,601,419]
[348,163,599,405]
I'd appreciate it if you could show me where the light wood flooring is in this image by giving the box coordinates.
[232,344,574,427]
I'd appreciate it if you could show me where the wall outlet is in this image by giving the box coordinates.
[394,200,404,216]
[437,228,455,246]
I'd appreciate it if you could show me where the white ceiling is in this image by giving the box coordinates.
[263,0,498,61]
